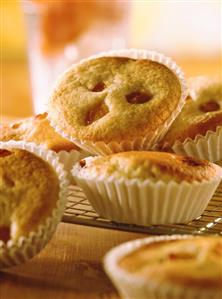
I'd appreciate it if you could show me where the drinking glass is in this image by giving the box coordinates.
[22,1,130,113]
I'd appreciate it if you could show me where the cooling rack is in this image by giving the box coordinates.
[62,182,222,235]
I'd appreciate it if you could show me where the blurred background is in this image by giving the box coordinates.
[1,0,221,119]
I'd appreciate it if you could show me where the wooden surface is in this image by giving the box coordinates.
[0,224,144,299]
[0,56,221,299]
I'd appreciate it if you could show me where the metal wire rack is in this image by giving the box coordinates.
[62,182,222,235]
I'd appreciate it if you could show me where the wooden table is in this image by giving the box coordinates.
[0,224,144,299]
[0,56,221,299]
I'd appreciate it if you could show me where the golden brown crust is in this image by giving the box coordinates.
[158,77,222,150]
[0,113,79,153]
[48,56,182,143]
[0,149,59,241]
[76,151,220,183]
[119,237,222,289]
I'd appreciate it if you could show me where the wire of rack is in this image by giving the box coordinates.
[62,182,222,235]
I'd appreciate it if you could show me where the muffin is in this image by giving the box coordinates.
[72,151,222,225]
[0,141,68,268]
[48,49,187,155]
[104,235,222,299]
[0,113,85,181]
[0,112,78,152]
[158,76,222,162]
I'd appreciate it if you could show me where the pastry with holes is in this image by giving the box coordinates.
[72,151,222,225]
[104,235,222,299]
[0,142,68,268]
[158,76,222,162]
[0,113,86,180]
[48,49,187,155]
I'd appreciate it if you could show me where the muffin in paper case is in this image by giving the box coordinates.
[48,48,188,156]
[0,141,68,268]
[158,75,222,163]
[171,126,222,163]
[72,152,222,226]
[0,112,86,182]
[104,235,222,299]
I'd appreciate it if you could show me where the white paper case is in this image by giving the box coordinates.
[57,149,81,173]
[72,167,221,226]
[48,48,188,156]
[104,235,222,299]
[0,141,68,268]
[171,126,222,163]
[57,149,89,183]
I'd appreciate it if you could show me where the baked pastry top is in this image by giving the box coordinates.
[48,56,182,144]
[0,113,79,153]
[74,151,221,183]
[119,237,222,289]
[158,76,222,150]
[0,148,59,242]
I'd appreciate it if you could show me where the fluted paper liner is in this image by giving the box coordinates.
[57,149,81,172]
[72,165,222,226]
[171,126,222,163]
[57,149,90,184]
[104,235,222,299]
[48,49,188,156]
[0,141,68,268]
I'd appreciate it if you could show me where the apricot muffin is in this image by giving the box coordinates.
[0,112,78,153]
[0,142,68,268]
[158,76,222,162]
[104,235,222,299]
[48,50,186,155]
[72,151,222,225]
[0,148,60,241]
[0,113,84,181]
